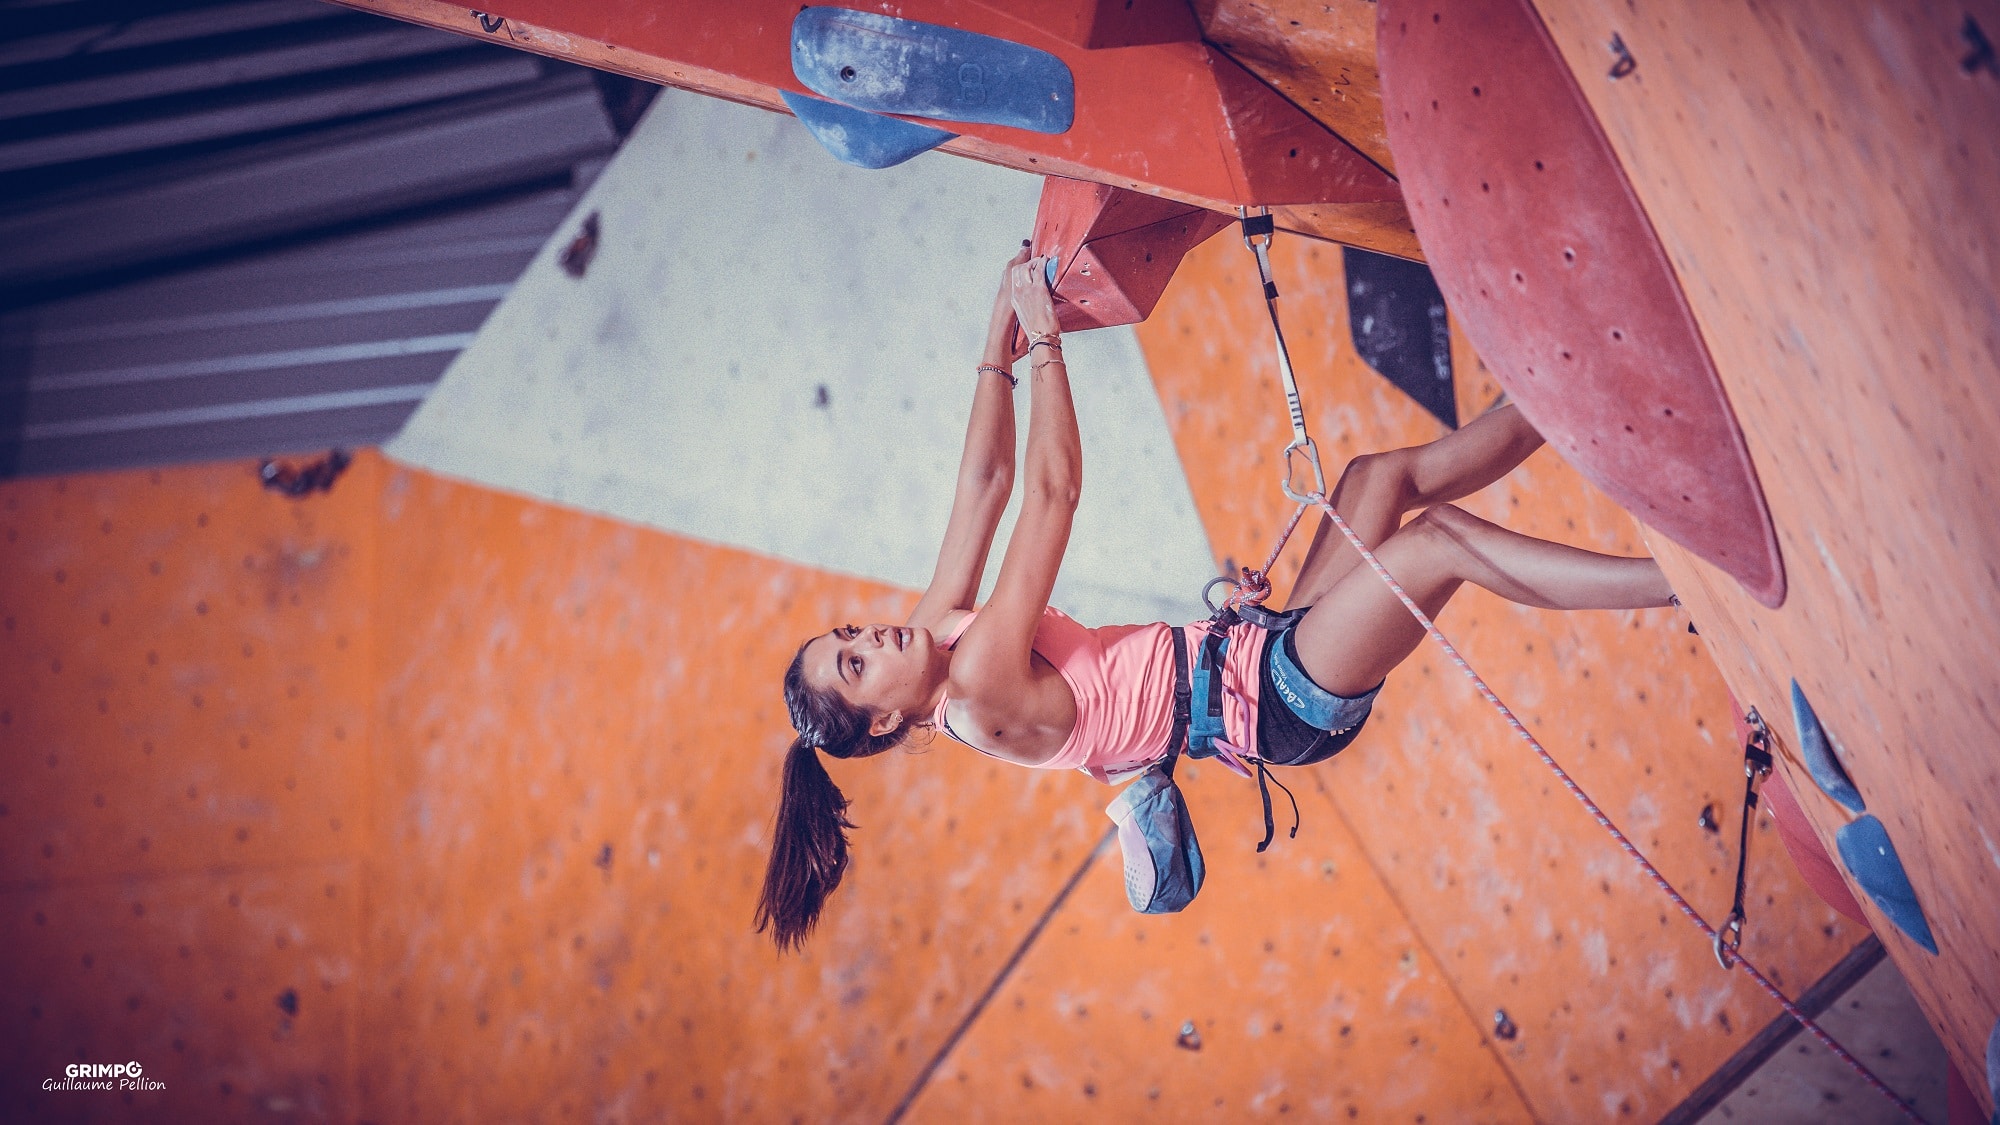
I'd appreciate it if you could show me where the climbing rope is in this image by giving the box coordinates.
[1311,495,1925,1124]
[1227,214,1928,1124]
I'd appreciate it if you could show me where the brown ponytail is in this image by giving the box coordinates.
[755,737,856,951]
[755,641,911,951]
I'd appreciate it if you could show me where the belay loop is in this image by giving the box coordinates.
[1202,566,1275,623]
[1714,708,1775,970]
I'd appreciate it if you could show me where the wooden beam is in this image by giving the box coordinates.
[323,0,1423,258]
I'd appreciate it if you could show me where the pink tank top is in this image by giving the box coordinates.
[932,607,1265,772]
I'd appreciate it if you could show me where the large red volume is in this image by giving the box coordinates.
[1376,0,1785,607]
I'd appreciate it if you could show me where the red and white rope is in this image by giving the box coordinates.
[1229,219,1918,1120]
[1300,493,1926,1123]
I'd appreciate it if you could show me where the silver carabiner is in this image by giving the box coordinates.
[1203,568,1275,616]
[1712,911,1745,970]
[1202,575,1240,615]
[1281,435,1327,506]
[1238,205,1275,256]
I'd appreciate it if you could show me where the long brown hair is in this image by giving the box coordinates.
[755,641,911,951]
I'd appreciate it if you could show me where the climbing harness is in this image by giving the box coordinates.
[1169,210,1367,857]
[1715,710,1775,970]
[1215,212,1928,1124]
[1187,575,1307,853]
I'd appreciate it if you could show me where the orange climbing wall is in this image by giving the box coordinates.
[1115,231,1868,1121]
[0,453,1111,1121]
[354,464,1105,1120]
[0,229,1884,1121]
[1,459,384,1121]
[1512,0,2000,1101]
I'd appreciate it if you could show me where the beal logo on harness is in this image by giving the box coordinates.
[1270,664,1315,720]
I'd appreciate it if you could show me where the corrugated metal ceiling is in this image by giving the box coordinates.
[0,0,648,479]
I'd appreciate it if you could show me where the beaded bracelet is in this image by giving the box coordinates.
[977,363,1018,388]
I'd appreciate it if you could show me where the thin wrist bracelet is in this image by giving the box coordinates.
[1027,331,1061,350]
[977,362,1018,388]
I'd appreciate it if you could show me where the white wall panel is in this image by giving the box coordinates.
[390,88,1217,627]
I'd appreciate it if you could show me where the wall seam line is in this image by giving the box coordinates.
[1309,769,1547,1124]
[882,825,1115,1125]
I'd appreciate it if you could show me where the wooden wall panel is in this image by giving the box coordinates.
[1195,1,1426,259]
[1196,0,1396,172]
[357,461,1104,1122]
[0,458,381,1122]
[903,762,1536,1123]
[1521,0,2000,1102]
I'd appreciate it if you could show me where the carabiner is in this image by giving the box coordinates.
[1238,205,1277,252]
[1281,436,1328,507]
[1202,575,1240,616]
[1203,569,1272,617]
[1712,910,1745,970]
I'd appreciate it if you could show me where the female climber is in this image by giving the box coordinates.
[756,244,1674,950]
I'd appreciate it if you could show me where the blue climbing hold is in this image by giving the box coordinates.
[1791,680,1866,813]
[1833,815,1937,954]
[779,91,956,169]
[792,7,1075,135]
[1986,1016,1999,1125]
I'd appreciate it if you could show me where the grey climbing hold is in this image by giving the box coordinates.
[1791,680,1865,813]
[792,7,1075,135]
[1986,1015,1999,1125]
[1833,814,1937,954]
[780,91,956,169]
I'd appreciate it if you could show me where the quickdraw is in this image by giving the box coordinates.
[1714,709,1775,970]
[1198,209,1323,623]
[1216,215,1926,1124]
